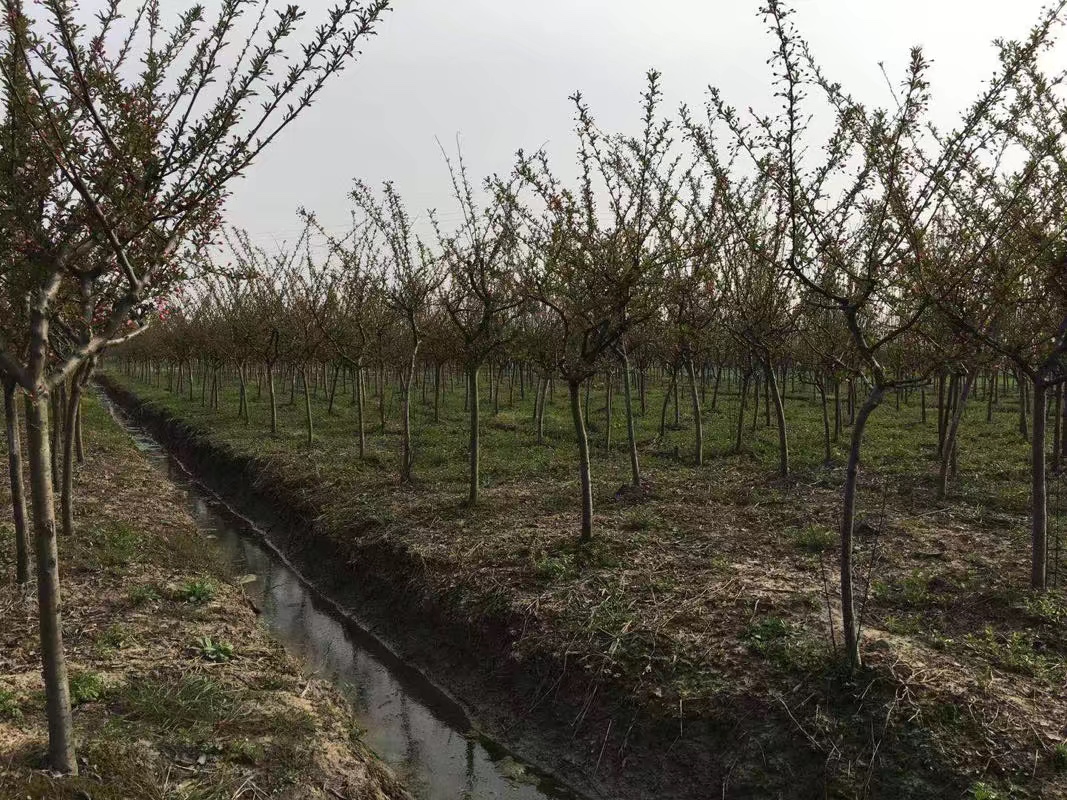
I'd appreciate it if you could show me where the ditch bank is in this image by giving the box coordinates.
[98,376,845,800]
[0,393,411,800]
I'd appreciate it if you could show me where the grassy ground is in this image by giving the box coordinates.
[110,366,1067,798]
[0,395,410,800]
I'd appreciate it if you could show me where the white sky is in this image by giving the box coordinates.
[223,0,1060,248]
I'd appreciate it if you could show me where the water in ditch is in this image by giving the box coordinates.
[100,394,581,800]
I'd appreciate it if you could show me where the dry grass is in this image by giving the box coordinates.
[0,396,409,800]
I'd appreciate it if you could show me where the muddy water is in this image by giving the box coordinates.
[101,395,581,800]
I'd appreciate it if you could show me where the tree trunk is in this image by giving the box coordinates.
[621,351,641,488]
[685,356,703,466]
[1062,382,1067,463]
[710,365,722,412]
[938,372,975,499]
[400,353,416,483]
[841,385,885,672]
[23,391,77,774]
[603,369,613,451]
[1019,373,1029,440]
[434,363,442,423]
[237,363,248,424]
[378,365,387,433]
[1052,382,1062,473]
[327,363,339,415]
[74,395,84,466]
[735,370,750,453]
[816,376,831,463]
[355,362,366,459]
[301,367,313,448]
[659,366,676,439]
[266,362,278,435]
[986,370,996,423]
[568,379,594,542]
[765,361,788,478]
[468,365,480,506]
[61,368,87,538]
[535,376,547,445]
[50,388,62,488]
[833,379,841,441]
[751,373,760,433]
[3,379,30,585]
[1031,380,1048,591]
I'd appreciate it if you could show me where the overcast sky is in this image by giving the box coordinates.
[225,0,1061,248]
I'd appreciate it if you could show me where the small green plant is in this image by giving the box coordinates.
[193,636,234,663]
[122,674,233,728]
[1053,742,1067,772]
[789,524,835,554]
[128,583,160,607]
[1021,592,1066,624]
[69,672,106,706]
[0,688,22,721]
[964,626,1062,681]
[533,553,569,581]
[177,579,216,604]
[873,569,932,606]
[741,617,790,653]
[740,617,824,672]
[882,613,922,635]
[968,781,1000,800]
[95,624,130,654]
[94,521,142,567]
[230,738,266,765]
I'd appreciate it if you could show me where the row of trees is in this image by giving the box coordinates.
[117,3,1067,677]
[0,0,392,775]
[3,0,1066,777]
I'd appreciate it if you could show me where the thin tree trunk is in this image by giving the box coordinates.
[61,367,87,538]
[816,376,831,463]
[685,356,703,466]
[621,350,641,488]
[569,379,593,542]
[355,362,366,459]
[1052,382,1062,472]
[841,385,885,672]
[434,363,442,423]
[735,370,750,453]
[710,365,722,412]
[659,366,676,438]
[468,364,480,506]
[603,369,613,451]
[301,367,313,448]
[833,379,841,441]
[1062,382,1067,463]
[24,391,77,774]
[765,361,788,478]
[74,395,84,466]
[1019,373,1029,440]
[751,372,759,432]
[938,371,975,499]
[1031,380,1048,590]
[50,388,62,488]
[986,370,996,423]
[237,363,248,424]
[400,351,417,483]
[328,363,339,415]
[266,362,278,435]
[3,379,30,585]
[535,376,547,445]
